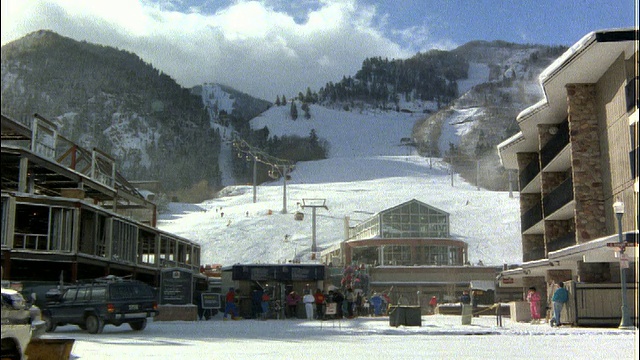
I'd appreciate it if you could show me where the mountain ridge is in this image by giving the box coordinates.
[1,30,565,197]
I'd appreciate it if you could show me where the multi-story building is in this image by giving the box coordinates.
[1,114,201,287]
[320,199,514,308]
[497,28,638,326]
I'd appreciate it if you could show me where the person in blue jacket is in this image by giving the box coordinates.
[370,293,383,316]
[551,282,569,327]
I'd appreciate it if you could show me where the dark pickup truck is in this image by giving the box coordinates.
[42,277,158,334]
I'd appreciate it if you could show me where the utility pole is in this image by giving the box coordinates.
[232,137,294,208]
[277,164,293,214]
[252,156,257,203]
[301,199,328,260]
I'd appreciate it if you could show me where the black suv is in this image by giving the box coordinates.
[42,276,158,334]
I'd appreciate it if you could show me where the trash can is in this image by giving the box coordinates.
[461,304,473,325]
[389,305,422,327]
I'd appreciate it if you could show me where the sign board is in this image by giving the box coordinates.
[201,293,221,309]
[606,241,637,248]
[620,253,630,269]
[325,302,337,315]
[231,264,325,281]
[160,268,193,305]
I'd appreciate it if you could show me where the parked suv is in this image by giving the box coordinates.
[42,276,159,334]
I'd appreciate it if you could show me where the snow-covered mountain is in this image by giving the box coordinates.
[157,102,523,268]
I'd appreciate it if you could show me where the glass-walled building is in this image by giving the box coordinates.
[343,199,467,266]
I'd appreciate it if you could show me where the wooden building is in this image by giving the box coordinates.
[1,114,201,286]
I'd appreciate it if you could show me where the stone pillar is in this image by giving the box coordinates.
[566,84,607,244]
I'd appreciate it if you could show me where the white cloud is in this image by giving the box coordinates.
[1,0,427,100]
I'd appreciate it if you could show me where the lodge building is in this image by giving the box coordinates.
[497,28,638,326]
[1,113,201,286]
[320,199,515,307]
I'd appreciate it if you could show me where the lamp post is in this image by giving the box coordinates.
[613,200,633,329]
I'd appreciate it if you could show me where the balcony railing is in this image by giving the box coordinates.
[519,157,540,190]
[547,232,577,253]
[522,201,543,232]
[543,176,574,217]
[540,121,569,169]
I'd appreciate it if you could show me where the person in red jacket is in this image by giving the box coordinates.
[429,296,438,314]
[314,289,325,320]
[223,287,240,320]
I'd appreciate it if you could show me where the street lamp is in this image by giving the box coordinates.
[612,200,633,329]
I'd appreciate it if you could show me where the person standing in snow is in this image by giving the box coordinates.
[223,287,240,320]
[345,288,356,318]
[551,282,569,327]
[303,291,315,320]
[460,290,471,304]
[261,290,271,320]
[429,296,438,315]
[314,289,325,320]
[527,287,542,324]
[332,290,345,318]
[251,288,263,319]
[370,293,383,316]
[285,291,301,319]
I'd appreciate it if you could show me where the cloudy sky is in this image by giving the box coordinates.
[1,0,635,100]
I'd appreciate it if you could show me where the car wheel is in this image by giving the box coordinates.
[129,319,147,331]
[43,314,57,332]
[85,314,104,334]
[1,338,22,359]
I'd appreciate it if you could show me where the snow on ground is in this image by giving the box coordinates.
[47,314,637,360]
[437,107,483,156]
[458,62,490,95]
[158,103,521,266]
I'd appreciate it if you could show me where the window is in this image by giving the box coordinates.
[76,287,89,301]
[112,220,137,263]
[13,204,49,250]
[79,211,107,257]
[1,196,8,247]
[381,203,449,239]
[63,288,78,302]
[50,207,73,251]
[138,229,156,265]
[91,286,106,301]
[382,245,411,265]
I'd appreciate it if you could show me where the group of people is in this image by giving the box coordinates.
[526,281,569,326]
[277,288,397,320]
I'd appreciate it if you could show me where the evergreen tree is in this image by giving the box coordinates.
[275,95,281,106]
[304,87,314,103]
[290,101,298,120]
[301,102,311,119]
[282,95,287,105]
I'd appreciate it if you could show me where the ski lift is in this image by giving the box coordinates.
[268,168,279,179]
